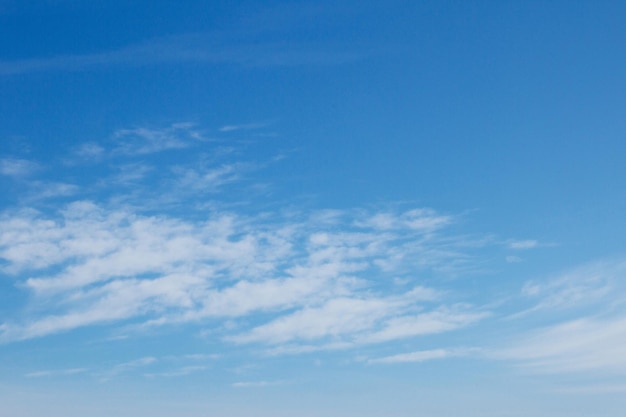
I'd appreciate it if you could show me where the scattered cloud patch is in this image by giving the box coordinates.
[172,163,248,193]
[24,181,79,201]
[355,208,451,232]
[24,368,87,378]
[74,142,105,160]
[219,122,268,132]
[0,198,488,347]
[0,158,39,178]
[507,239,538,250]
[112,123,205,155]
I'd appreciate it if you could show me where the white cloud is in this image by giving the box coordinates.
[231,296,408,345]
[110,356,157,374]
[500,315,626,374]
[368,348,453,364]
[355,208,451,232]
[357,307,488,345]
[172,163,248,193]
[230,293,486,350]
[506,255,522,263]
[108,163,153,184]
[112,123,206,155]
[507,239,538,250]
[219,122,268,132]
[0,158,38,178]
[74,142,105,159]
[25,181,79,201]
[24,368,87,378]
[496,258,626,374]
[0,198,490,348]
[514,259,625,316]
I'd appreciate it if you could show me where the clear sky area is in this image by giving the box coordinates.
[1,1,626,416]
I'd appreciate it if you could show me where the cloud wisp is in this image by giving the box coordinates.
[0,158,39,178]
[0,34,367,76]
[496,259,626,375]
[367,348,475,364]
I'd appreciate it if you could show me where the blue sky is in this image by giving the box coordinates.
[1,1,626,416]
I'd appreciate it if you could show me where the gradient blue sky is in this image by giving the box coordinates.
[1,1,626,416]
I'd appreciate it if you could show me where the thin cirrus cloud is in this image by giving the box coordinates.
[219,122,269,132]
[367,348,471,364]
[0,157,39,178]
[507,239,539,250]
[499,315,626,374]
[513,259,624,316]
[111,123,207,156]
[0,34,367,76]
[497,258,626,374]
[24,368,88,378]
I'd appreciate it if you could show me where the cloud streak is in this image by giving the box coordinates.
[0,158,39,178]
[0,34,367,76]
[367,348,474,364]
[500,315,626,374]
[498,258,626,374]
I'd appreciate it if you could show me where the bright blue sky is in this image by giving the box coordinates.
[1,1,626,416]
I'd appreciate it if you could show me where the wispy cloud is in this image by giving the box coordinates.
[107,163,154,185]
[229,289,439,345]
[108,356,157,376]
[145,365,209,378]
[368,348,473,364]
[24,368,87,378]
[171,163,250,193]
[507,239,539,250]
[355,209,452,232]
[0,158,39,178]
[499,315,626,374]
[498,258,626,374]
[513,259,624,316]
[23,181,79,201]
[356,307,488,345]
[0,123,522,364]
[73,142,105,160]
[112,123,206,155]
[0,34,367,76]
[0,198,489,346]
[219,122,269,132]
